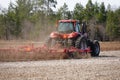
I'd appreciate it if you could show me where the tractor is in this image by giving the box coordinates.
[45,19,100,58]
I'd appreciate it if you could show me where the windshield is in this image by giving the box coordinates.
[58,22,74,33]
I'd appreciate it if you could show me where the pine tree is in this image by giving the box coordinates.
[97,2,106,23]
[73,3,84,22]
[57,3,69,19]
[106,6,119,40]
[85,0,94,20]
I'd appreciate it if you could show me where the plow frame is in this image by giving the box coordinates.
[0,43,91,54]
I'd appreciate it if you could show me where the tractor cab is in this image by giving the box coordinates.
[57,20,81,33]
[50,20,81,39]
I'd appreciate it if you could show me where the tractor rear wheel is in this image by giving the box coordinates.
[75,37,87,49]
[68,39,74,47]
[75,36,89,58]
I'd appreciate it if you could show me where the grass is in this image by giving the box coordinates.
[0,41,120,62]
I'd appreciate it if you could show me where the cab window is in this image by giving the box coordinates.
[75,23,80,32]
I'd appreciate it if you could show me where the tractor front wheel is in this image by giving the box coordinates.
[91,40,100,57]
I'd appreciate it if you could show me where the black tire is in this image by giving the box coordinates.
[91,40,100,57]
[75,36,87,50]
[74,36,88,58]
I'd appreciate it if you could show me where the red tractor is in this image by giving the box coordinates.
[46,19,100,58]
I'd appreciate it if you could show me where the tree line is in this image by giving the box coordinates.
[0,0,120,41]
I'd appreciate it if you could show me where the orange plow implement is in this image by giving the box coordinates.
[0,43,91,53]
[0,43,91,61]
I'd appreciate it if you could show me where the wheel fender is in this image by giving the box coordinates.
[68,32,79,38]
[50,32,59,38]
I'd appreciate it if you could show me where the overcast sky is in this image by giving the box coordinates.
[0,0,120,11]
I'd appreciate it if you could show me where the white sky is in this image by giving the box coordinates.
[0,0,120,11]
[55,0,120,11]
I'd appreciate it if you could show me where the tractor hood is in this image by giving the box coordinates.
[50,32,79,39]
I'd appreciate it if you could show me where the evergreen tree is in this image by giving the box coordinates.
[114,8,120,39]
[97,2,106,23]
[94,2,100,22]
[106,6,119,40]
[73,3,84,22]
[6,0,33,37]
[0,14,5,39]
[85,0,94,20]
[57,3,69,19]
[31,0,57,15]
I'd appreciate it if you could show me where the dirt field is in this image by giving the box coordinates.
[0,51,120,80]
[0,41,120,80]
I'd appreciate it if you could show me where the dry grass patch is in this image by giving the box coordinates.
[100,42,120,51]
